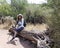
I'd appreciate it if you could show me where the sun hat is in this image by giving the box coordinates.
[17,14,23,17]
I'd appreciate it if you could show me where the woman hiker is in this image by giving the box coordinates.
[8,14,25,43]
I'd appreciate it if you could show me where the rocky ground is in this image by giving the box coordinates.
[0,29,35,48]
[0,23,49,48]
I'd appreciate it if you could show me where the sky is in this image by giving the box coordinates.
[6,0,47,4]
[6,0,11,4]
[27,0,47,4]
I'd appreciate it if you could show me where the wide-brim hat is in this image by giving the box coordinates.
[17,14,23,17]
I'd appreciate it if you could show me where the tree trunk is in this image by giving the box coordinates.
[9,28,48,43]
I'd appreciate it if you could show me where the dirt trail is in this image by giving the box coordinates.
[0,29,35,48]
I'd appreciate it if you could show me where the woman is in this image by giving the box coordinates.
[9,14,24,42]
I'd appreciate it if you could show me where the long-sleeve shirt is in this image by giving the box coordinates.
[16,18,24,29]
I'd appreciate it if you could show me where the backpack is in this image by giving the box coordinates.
[24,20,26,27]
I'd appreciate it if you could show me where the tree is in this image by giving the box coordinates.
[11,0,27,16]
[47,0,60,48]
[0,0,13,16]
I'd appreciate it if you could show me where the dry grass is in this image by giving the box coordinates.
[24,23,49,32]
[0,23,12,29]
[0,23,49,32]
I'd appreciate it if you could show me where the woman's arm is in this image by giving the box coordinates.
[15,20,18,27]
[21,18,24,27]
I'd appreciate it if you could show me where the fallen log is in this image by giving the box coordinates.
[9,28,47,43]
[9,28,53,48]
[9,28,39,43]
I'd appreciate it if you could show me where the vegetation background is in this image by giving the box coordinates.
[0,0,60,48]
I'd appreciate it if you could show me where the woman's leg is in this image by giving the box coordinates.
[9,30,17,42]
[9,27,24,42]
